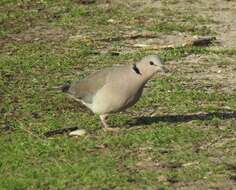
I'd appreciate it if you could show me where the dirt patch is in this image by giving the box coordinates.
[152,0,236,93]
[174,177,236,190]
[203,0,236,48]
[130,0,236,47]
[1,25,71,45]
[156,0,236,48]
[166,54,236,92]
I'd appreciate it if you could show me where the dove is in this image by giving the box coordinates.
[62,55,165,131]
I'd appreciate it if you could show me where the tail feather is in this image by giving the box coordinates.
[61,83,71,93]
[50,82,71,93]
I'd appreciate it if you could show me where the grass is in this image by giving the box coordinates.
[0,0,236,189]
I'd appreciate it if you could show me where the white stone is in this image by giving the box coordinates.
[69,129,86,136]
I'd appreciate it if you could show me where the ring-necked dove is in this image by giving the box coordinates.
[62,55,165,131]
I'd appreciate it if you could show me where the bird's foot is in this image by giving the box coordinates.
[103,127,120,132]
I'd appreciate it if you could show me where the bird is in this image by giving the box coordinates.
[61,55,165,131]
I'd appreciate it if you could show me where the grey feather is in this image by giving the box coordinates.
[67,68,112,103]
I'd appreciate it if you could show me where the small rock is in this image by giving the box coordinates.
[107,19,115,23]
[69,129,86,136]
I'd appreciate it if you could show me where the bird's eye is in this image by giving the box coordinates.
[149,61,154,65]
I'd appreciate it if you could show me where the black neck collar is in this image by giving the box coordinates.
[132,64,141,75]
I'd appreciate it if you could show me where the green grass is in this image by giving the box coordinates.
[0,0,236,189]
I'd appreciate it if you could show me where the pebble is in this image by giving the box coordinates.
[69,129,86,136]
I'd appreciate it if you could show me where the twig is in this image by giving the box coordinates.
[183,36,216,47]
[131,44,175,50]
[96,32,159,42]
[131,36,216,50]
[75,0,96,5]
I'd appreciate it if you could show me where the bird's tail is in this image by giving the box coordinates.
[61,83,71,93]
[50,82,71,93]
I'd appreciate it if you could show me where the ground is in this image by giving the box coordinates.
[0,0,236,189]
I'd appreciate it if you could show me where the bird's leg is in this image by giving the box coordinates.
[100,114,109,129]
[99,114,120,132]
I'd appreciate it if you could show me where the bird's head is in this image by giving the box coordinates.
[133,55,166,79]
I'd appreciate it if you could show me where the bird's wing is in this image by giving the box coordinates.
[68,68,112,104]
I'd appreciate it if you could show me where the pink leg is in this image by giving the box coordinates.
[99,115,120,132]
